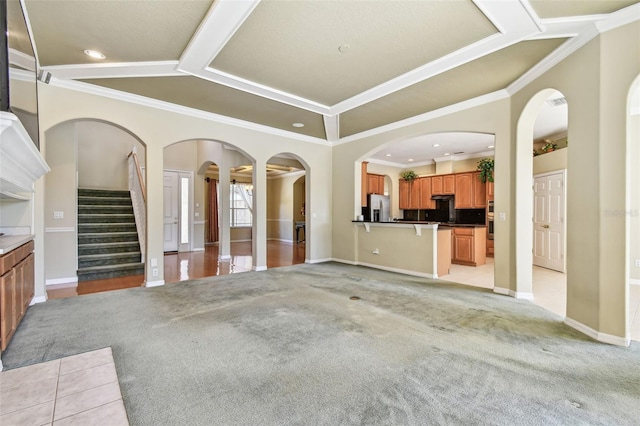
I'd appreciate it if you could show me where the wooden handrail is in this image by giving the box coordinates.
[128,150,146,202]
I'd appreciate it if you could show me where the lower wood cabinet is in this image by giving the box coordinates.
[451,227,486,266]
[1,241,35,352]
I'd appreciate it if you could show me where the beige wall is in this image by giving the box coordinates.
[533,148,567,175]
[43,122,77,281]
[77,121,145,191]
[37,82,333,287]
[630,114,640,282]
[355,224,437,277]
[510,21,639,341]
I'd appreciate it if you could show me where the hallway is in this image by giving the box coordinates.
[47,241,306,299]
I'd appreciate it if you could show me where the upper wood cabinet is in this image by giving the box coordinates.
[419,177,435,209]
[487,181,494,200]
[367,173,385,195]
[455,172,486,209]
[432,174,455,195]
[399,179,410,209]
[361,162,368,206]
[409,179,421,209]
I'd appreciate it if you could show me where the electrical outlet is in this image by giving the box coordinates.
[499,212,506,221]
[195,212,199,217]
[635,259,640,268]
[153,268,158,277]
[53,211,64,219]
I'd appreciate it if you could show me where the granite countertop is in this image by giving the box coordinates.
[0,234,34,255]
[352,220,486,227]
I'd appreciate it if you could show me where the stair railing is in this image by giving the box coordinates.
[128,147,146,263]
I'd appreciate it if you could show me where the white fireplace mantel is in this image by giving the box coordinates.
[0,111,50,199]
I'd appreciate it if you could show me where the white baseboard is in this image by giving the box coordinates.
[493,287,510,296]
[492,287,533,300]
[330,258,358,266]
[219,255,231,261]
[630,279,640,286]
[305,258,332,264]
[357,262,435,278]
[564,317,630,347]
[267,238,294,244]
[144,280,165,287]
[191,248,205,252]
[46,277,78,286]
[514,291,534,300]
[231,239,252,243]
[253,266,267,272]
[30,295,47,305]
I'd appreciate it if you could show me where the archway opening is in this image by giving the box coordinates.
[265,153,308,269]
[516,89,569,316]
[43,119,147,298]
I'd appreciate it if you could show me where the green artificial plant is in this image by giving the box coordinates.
[476,158,494,183]
[400,170,417,181]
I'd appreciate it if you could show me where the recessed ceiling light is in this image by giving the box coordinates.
[408,158,414,162]
[444,153,450,156]
[292,122,304,128]
[433,144,440,147]
[385,154,391,157]
[488,145,494,149]
[84,49,106,59]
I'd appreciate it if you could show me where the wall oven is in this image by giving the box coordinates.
[487,200,494,240]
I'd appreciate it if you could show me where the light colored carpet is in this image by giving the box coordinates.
[3,262,639,425]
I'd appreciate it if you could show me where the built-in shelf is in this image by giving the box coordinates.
[0,112,50,200]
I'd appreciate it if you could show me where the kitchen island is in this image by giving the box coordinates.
[352,221,452,278]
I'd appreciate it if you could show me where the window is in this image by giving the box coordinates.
[231,182,252,227]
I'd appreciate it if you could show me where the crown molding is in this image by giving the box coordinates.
[49,78,329,146]
[323,115,339,143]
[366,158,434,168]
[596,3,640,33]
[506,23,600,95]
[334,90,509,146]
[19,0,40,70]
[41,61,182,80]
[8,49,36,71]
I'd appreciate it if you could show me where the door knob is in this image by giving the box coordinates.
[541,224,550,228]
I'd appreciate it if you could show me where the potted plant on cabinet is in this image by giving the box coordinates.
[400,170,417,182]
[541,141,557,153]
[476,158,494,183]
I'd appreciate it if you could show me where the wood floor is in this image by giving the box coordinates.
[47,241,306,300]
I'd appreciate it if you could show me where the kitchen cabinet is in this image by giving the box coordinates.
[487,181,494,200]
[419,177,435,209]
[399,178,421,209]
[367,173,385,195]
[451,227,486,266]
[432,174,455,195]
[1,240,34,352]
[454,172,486,209]
[361,162,368,206]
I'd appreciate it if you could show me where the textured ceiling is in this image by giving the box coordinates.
[82,76,326,139]
[12,0,640,152]
[26,0,212,66]
[210,0,497,105]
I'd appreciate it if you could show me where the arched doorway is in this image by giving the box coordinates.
[627,75,640,342]
[265,153,308,268]
[43,119,147,297]
[515,89,569,316]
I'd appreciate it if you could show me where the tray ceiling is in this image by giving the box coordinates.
[16,0,640,147]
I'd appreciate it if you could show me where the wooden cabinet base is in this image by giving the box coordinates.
[1,241,35,352]
[451,227,487,267]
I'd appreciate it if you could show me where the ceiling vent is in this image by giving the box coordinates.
[547,97,567,107]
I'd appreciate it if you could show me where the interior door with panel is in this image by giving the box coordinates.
[163,171,179,252]
[533,171,565,272]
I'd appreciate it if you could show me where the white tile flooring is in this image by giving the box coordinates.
[0,348,129,425]
[440,257,640,342]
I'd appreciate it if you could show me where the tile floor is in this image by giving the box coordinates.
[0,348,128,425]
[440,257,640,341]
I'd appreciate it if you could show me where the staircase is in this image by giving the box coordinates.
[77,189,144,281]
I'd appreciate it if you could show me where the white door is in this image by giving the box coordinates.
[163,171,179,252]
[533,171,565,272]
